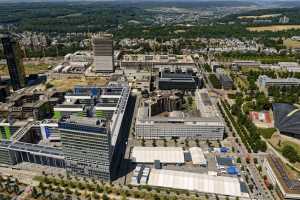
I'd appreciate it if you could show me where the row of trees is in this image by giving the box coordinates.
[208,74,221,89]
[33,174,204,200]
[223,98,267,153]
[217,52,298,64]
[282,145,300,163]
[220,100,252,152]
[0,176,22,199]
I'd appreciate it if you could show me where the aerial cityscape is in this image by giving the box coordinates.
[1,0,300,200]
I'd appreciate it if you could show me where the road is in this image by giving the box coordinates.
[200,62,274,200]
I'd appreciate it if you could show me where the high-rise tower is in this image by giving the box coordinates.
[92,33,114,73]
[59,116,113,180]
[1,35,26,91]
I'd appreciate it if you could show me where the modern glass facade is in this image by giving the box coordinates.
[1,35,26,91]
[59,119,112,181]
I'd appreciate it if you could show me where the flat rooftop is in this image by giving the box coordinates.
[148,169,249,198]
[122,54,194,64]
[131,147,185,164]
[60,115,106,129]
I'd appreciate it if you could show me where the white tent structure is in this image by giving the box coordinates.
[131,147,185,164]
[148,169,249,199]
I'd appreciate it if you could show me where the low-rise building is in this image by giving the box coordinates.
[258,75,300,89]
[215,68,233,90]
[148,169,249,199]
[131,147,185,164]
[264,155,300,199]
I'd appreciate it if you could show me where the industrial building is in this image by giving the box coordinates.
[131,147,185,164]
[131,146,207,166]
[148,169,249,199]
[272,103,300,138]
[216,156,234,170]
[189,147,207,166]
[264,155,300,199]
[1,35,26,91]
[258,75,300,89]
[53,51,92,74]
[92,33,114,73]
[135,89,224,139]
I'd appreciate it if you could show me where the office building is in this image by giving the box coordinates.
[57,84,130,180]
[158,72,197,90]
[258,75,300,89]
[0,91,61,120]
[216,68,233,90]
[121,54,194,69]
[1,35,26,91]
[0,83,131,182]
[59,116,112,180]
[211,62,221,72]
[279,16,290,24]
[135,89,224,139]
[231,60,261,70]
[92,34,114,73]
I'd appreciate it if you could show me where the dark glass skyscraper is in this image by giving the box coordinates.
[1,35,26,91]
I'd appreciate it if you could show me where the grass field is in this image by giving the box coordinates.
[241,67,262,73]
[269,133,300,169]
[247,25,300,32]
[0,63,49,76]
[284,38,300,48]
[235,75,248,89]
[49,77,108,91]
[259,128,277,139]
[238,14,281,19]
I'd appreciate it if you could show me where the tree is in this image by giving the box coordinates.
[31,186,39,198]
[102,193,110,200]
[236,157,241,163]
[268,183,274,190]
[65,187,72,195]
[282,145,299,163]
[92,192,99,199]
[58,193,64,200]
[204,194,209,200]
[257,165,262,173]
[96,184,103,193]
[253,157,258,164]
[74,189,81,196]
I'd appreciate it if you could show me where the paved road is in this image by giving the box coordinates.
[218,99,274,200]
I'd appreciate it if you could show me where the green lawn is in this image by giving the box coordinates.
[281,140,300,156]
[258,128,276,139]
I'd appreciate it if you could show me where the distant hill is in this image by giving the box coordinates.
[0,0,257,7]
[221,7,300,24]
